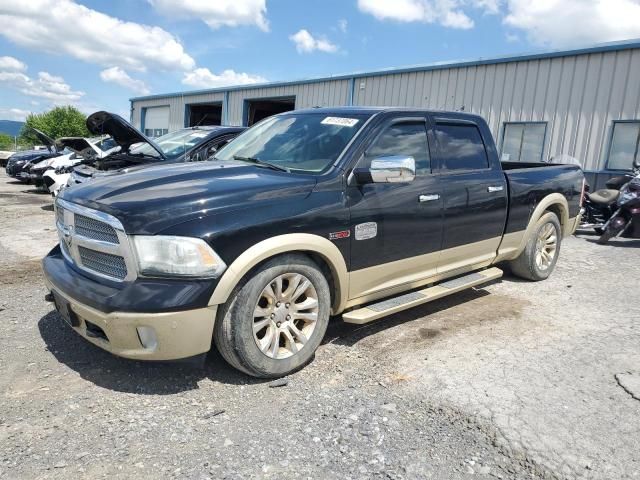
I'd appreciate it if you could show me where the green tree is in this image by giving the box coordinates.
[20,106,90,145]
[0,133,14,150]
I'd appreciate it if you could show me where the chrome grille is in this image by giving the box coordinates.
[54,198,135,282]
[78,247,127,280]
[74,214,119,244]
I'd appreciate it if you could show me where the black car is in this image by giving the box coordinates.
[5,128,60,181]
[65,111,246,187]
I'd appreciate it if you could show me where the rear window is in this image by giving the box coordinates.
[435,123,489,171]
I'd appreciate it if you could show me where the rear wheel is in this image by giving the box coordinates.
[509,212,561,281]
[213,254,331,378]
[597,224,623,244]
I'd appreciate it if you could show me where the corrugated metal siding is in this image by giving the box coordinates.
[350,49,640,170]
[131,46,640,171]
[226,79,350,125]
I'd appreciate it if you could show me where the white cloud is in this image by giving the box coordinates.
[182,68,266,89]
[0,108,30,121]
[503,0,640,47]
[0,0,195,72]
[290,29,339,54]
[0,56,26,72]
[148,0,269,31]
[0,69,84,104]
[357,0,476,29]
[338,19,348,33]
[100,67,150,95]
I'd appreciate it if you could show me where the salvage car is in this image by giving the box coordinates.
[40,137,119,196]
[64,112,246,187]
[43,107,584,378]
[5,129,60,180]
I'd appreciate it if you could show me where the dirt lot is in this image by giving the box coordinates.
[1,170,639,479]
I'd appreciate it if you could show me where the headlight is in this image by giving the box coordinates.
[132,236,226,278]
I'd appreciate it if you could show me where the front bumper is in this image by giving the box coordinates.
[42,246,219,360]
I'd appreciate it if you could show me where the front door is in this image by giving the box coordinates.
[432,118,508,274]
[347,114,443,300]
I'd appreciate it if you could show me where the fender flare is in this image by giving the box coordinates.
[209,233,349,314]
[509,193,570,259]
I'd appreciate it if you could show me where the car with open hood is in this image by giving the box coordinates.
[64,111,246,188]
[5,128,60,181]
[33,137,120,195]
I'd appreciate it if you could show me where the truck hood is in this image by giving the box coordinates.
[86,111,165,159]
[59,161,317,234]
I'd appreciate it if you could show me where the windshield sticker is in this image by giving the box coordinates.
[321,117,359,127]
[190,132,209,138]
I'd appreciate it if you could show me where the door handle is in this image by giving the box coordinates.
[487,185,504,193]
[419,194,440,203]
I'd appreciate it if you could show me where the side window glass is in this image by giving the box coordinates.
[365,122,430,174]
[435,123,489,171]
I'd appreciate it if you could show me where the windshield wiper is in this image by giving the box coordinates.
[233,155,290,173]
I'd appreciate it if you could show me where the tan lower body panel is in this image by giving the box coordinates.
[343,267,503,324]
[45,279,217,361]
[348,237,500,305]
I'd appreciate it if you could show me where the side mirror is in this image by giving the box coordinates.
[354,155,416,184]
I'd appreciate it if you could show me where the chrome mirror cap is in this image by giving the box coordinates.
[370,155,416,183]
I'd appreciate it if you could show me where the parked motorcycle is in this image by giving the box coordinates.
[579,171,637,234]
[596,161,640,244]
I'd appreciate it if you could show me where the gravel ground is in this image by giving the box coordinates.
[1,171,639,479]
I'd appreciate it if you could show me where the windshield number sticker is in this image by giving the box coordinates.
[355,222,377,240]
[321,117,359,127]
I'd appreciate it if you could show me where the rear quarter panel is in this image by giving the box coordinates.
[503,163,584,235]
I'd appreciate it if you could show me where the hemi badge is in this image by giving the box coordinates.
[329,230,351,240]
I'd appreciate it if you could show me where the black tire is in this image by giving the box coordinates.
[509,212,562,281]
[213,254,331,378]
[597,225,621,245]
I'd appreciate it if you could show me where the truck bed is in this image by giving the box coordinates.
[502,162,583,236]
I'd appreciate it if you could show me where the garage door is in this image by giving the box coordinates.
[144,106,169,137]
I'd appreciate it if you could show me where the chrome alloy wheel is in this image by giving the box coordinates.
[252,273,319,359]
[535,223,558,270]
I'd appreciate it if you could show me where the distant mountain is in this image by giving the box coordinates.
[0,120,25,137]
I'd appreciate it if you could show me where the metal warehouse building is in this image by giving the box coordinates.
[130,39,640,188]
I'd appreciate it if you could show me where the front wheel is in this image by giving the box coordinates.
[509,212,562,281]
[213,254,331,378]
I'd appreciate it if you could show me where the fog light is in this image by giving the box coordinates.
[136,326,158,351]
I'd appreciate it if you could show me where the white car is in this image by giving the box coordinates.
[41,137,119,196]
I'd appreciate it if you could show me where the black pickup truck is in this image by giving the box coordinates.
[43,107,583,378]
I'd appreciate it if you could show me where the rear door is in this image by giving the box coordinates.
[347,114,443,300]
[432,117,507,274]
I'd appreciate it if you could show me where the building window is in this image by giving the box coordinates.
[607,121,640,171]
[501,122,547,163]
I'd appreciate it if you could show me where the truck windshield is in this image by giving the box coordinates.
[132,129,212,160]
[215,113,369,173]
